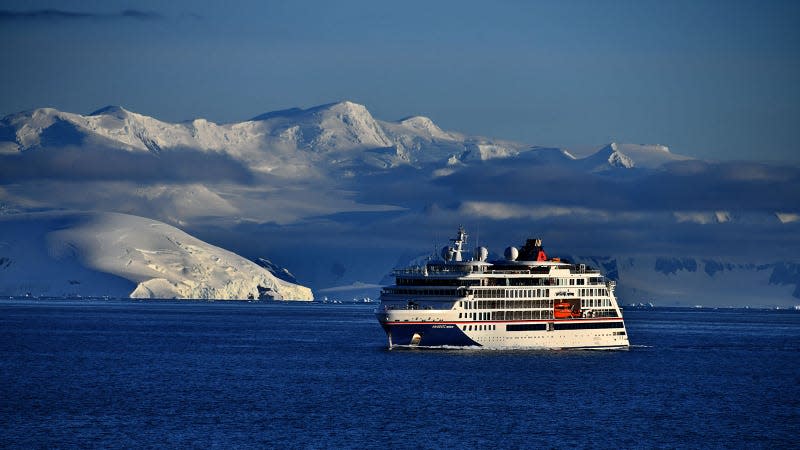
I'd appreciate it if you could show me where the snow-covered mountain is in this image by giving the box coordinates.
[0,212,313,301]
[519,146,577,164]
[574,255,800,307]
[576,143,692,171]
[252,101,394,152]
[0,101,688,173]
[0,100,796,306]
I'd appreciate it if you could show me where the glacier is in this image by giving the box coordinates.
[0,212,313,301]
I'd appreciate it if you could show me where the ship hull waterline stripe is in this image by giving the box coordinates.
[382,319,625,326]
[380,322,628,348]
[383,323,481,347]
[388,344,630,351]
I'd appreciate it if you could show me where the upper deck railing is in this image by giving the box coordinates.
[393,263,601,277]
[393,265,471,276]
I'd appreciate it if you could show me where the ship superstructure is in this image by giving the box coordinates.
[375,227,629,349]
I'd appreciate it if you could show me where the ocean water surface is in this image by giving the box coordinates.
[1,300,797,448]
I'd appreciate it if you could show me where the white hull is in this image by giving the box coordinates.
[377,309,629,349]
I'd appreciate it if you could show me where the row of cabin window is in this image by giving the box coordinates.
[584,298,611,308]
[384,288,458,296]
[459,309,619,320]
[580,288,609,297]
[465,322,624,333]
[396,278,480,286]
[460,311,554,320]
[464,298,613,311]
[481,277,606,287]
[470,287,609,300]
[465,299,554,310]
[471,289,551,299]
[464,324,496,331]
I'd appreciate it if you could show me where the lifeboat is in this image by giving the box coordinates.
[554,302,573,319]
[554,301,582,319]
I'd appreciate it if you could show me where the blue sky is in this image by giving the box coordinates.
[1,0,798,161]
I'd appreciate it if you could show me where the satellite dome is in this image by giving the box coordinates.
[504,246,519,261]
[474,246,489,262]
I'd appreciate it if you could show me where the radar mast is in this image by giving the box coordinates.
[450,226,468,262]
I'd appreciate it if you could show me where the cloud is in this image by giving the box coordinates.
[673,211,731,225]
[433,157,783,215]
[776,212,800,224]
[458,201,610,221]
[119,10,161,21]
[715,211,731,223]
[0,9,162,22]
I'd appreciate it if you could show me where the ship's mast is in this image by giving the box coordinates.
[450,226,468,262]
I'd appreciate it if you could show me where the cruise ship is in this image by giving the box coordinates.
[375,228,629,349]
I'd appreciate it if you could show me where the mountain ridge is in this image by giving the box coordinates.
[0,101,693,172]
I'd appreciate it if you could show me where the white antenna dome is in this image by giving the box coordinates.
[474,246,488,262]
[504,246,519,261]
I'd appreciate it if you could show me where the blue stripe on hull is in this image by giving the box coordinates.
[382,323,480,347]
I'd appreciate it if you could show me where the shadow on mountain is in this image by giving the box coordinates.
[38,119,86,147]
[0,145,255,183]
[419,158,800,213]
[0,123,17,142]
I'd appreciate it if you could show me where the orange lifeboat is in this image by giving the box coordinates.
[554,301,582,319]
[554,302,572,319]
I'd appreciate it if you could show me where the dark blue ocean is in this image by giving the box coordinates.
[1,300,798,449]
